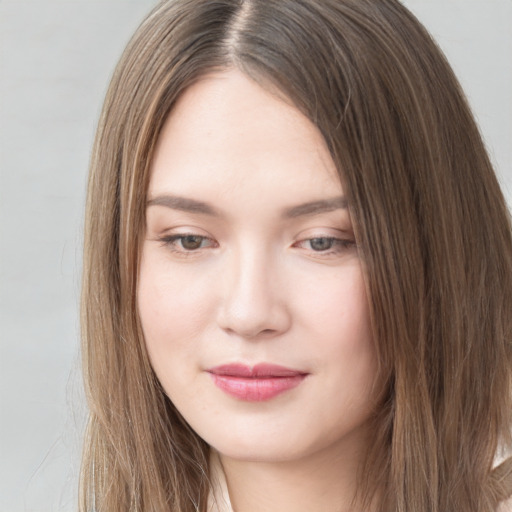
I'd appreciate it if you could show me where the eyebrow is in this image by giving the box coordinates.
[146,194,347,218]
[283,196,347,218]
[146,195,220,216]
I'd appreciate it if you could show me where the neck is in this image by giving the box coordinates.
[209,429,376,512]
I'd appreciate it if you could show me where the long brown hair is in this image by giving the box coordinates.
[81,1,512,510]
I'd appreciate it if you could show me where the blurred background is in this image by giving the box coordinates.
[0,1,510,510]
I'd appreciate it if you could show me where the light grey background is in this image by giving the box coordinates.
[0,1,511,511]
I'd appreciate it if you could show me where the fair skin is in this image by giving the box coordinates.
[138,69,377,512]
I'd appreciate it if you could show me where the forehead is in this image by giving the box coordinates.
[148,69,341,206]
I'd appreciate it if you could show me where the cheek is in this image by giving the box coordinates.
[297,263,372,347]
[137,250,214,377]
[297,265,376,393]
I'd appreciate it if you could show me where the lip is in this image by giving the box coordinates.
[207,363,308,401]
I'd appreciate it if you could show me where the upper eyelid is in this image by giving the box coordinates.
[156,230,352,240]
[155,226,353,242]
[296,230,355,241]
[155,226,213,239]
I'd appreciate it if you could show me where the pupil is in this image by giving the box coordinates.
[182,236,203,250]
[310,238,333,251]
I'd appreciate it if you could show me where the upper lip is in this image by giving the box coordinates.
[207,363,308,378]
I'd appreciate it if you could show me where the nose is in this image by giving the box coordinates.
[216,245,291,339]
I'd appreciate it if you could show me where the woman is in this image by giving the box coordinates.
[80,1,512,511]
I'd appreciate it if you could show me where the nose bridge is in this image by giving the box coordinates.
[218,240,289,338]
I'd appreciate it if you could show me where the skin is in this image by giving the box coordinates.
[138,69,378,512]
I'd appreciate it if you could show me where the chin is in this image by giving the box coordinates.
[196,408,374,466]
[204,424,339,464]
[213,441,309,464]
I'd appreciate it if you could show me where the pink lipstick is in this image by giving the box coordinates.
[207,363,308,401]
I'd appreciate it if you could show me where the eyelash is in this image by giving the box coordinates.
[159,234,217,255]
[293,237,356,255]
[159,234,355,258]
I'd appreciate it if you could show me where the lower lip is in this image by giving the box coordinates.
[209,374,306,401]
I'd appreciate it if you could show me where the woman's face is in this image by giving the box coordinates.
[138,70,377,462]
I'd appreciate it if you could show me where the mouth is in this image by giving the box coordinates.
[207,363,308,401]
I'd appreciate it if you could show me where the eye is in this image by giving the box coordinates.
[160,234,216,252]
[177,235,208,250]
[294,236,356,255]
[309,237,337,251]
